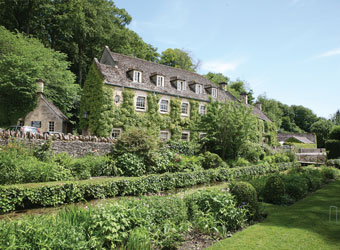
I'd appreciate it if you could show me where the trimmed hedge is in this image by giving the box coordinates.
[325,140,340,159]
[0,162,299,213]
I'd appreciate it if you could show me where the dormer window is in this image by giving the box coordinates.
[212,88,217,98]
[195,84,203,94]
[157,75,165,87]
[133,70,142,83]
[177,80,186,91]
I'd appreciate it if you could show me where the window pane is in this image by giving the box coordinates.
[48,121,55,132]
[112,129,121,138]
[136,96,146,110]
[160,100,168,112]
[181,103,188,114]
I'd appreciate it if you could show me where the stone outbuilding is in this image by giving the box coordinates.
[18,79,69,133]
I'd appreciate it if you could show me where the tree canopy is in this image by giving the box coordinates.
[0,0,159,84]
[160,48,199,72]
[0,26,79,127]
[200,101,259,160]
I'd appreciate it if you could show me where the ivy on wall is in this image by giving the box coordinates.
[80,63,277,144]
[80,62,114,137]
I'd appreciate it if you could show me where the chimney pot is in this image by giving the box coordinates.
[36,79,45,94]
[219,82,227,90]
[255,102,262,111]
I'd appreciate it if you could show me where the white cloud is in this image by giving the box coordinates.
[200,60,242,74]
[316,48,340,58]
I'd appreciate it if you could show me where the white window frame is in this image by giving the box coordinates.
[48,121,55,132]
[181,131,190,141]
[195,84,203,94]
[159,99,169,113]
[212,88,218,98]
[133,70,142,83]
[177,80,186,91]
[156,75,165,87]
[160,130,170,141]
[136,96,146,111]
[111,128,122,139]
[181,102,189,116]
[199,104,206,115]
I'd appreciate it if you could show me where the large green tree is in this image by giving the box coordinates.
[0,0,159,84]
[331,110,340,125]
[310,119,334,148]
[204,72,229,86]
[201,101,259,160]
[160,48,199,72]
[0,26,79,127]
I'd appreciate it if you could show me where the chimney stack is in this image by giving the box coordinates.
[255,102,262,111]
[240,92,248,104]
[36,79,44,94]
[219,82,227,90]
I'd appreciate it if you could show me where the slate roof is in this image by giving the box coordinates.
[41,94,68,121]
[290,136,314,144]
[96,46,271,122]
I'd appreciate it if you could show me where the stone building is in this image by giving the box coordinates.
[18,79,69,133]
[82,46,271,140]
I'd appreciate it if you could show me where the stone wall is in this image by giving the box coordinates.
[0,130,115,157]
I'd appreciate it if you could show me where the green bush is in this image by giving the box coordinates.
[234,157,250,167]
[112,127,158,159]
[239,141,265,163]
[263,175,285,204]
[325,140,340,159]
[185,190,247,235]
[116,153,146,177]
[282,174,309,201]
[166,140,200,156]
[329,125,340,140]
[0,162,298,213]
[230,181,259,220]
[200,151,225,169]
[321,166,339,180]
[326,159,340,169]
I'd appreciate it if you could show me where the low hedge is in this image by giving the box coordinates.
[0,162,299,213]
[325,140,340,159]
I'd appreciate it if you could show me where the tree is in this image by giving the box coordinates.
[0,0,159,84]
[310,119,334,148]
[201,101,259,160]
[204,72,229,86]
[160,48,199,72]
[229,79,255,104]
[0,26,79,127]
[331,110,340,125]
[257,95,283,129]
[291,105,318,132]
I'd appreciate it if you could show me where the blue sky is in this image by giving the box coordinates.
[114,0,340,118]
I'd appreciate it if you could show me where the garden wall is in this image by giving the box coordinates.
[0,130,114,157]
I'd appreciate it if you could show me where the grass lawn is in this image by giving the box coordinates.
[207,180,340,250]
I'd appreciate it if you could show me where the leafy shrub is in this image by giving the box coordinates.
[329,125,340,140]
[326,158,340,169]
[33,140,52,161]
[125,228,151,250]
[200,151,225,169]
[230,181,259,220]
[321,166,339,180]
[234,157,250,167]
[112,127,158,159]
[325,140,340,159]
[166,140,200,156]
[176,155,203,172]
[263,153,290,164]
[116,153,146,177]
[185,190,247,235]
[263,175,285,204]
[282,174,308,201]
[239,141,265,163]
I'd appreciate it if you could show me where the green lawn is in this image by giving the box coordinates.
[207,181,340,250]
